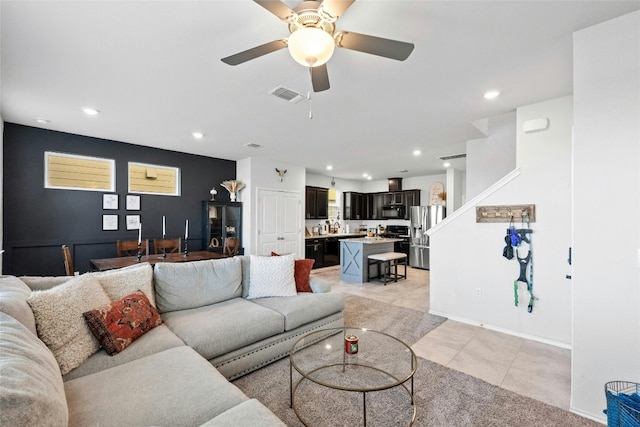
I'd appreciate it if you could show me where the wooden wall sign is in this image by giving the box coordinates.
[476,204,536,223]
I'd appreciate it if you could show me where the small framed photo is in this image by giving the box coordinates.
[103,194,118,210]
[102,214,118,231]
[126,215,141,230]
[126,194,141,211]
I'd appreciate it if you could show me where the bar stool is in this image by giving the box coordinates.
[367,252,408,285]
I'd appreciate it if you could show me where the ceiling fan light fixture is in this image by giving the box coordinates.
[288,27,335,67]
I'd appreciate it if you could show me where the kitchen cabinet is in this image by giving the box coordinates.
[384,192,405,206]
[323,237,340,267]
[305,186,328,219]
[363,193,385,220]
[305,238,324,268]
[403,190,421,219]
[343,192,364,220]
[202,201,242,253]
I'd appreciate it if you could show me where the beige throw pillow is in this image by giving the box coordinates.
[26,274,111,375]
[90,262,156,307]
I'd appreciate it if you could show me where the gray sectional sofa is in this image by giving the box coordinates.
[0,255,344,426]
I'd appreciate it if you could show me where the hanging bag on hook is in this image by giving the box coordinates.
[502,231,514,259]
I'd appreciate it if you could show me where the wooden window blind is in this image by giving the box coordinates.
[128,162,180,196]
[44,151,115,191]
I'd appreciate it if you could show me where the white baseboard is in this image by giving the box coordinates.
[428,309,572,350]
[569,407,606,424]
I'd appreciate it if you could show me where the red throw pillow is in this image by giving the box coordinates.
[271,252,315,292]
[83,290,162,356]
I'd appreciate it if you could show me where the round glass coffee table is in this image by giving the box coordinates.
[290,327,417,426]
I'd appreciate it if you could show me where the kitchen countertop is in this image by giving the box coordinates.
[305,233,366,240]
[340,237,402,244]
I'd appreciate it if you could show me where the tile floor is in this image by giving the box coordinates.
[313,264,572,410]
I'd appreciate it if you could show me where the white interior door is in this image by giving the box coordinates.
[257,189,301,256]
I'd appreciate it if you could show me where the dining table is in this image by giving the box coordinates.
[89,250,227,271]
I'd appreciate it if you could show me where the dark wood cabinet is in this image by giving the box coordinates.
[305,186,329,219]
[384,192,405,206]
[343,192,364,220]
[202,201,242,253]
[403,190,421,219]
[305,238,324,268]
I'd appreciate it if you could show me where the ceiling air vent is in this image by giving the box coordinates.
[268,85,306,103]
[438,153,467,161]
[244,143,262,148]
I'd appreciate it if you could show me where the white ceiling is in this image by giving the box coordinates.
[2,1,639,181]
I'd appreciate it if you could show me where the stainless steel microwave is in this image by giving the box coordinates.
[381,205,405,219]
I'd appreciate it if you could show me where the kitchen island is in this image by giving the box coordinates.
[340,237,402,283]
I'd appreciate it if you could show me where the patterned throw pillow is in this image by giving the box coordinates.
[83,291,163,356]
[247,254,297,299]
[271,252,315,292]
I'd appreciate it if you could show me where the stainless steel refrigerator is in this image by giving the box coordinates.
[409,205,446,269]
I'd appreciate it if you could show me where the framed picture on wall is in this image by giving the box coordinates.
[126,194,141,210]
[103,194,118,210]
[102,214,118,231]
[126,215,141,230]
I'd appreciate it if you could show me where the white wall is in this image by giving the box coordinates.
[571,11,640,421]
[429,95,573,345]
[466,112,517,200]
[236,157,305,255]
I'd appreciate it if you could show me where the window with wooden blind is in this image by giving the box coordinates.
[128,162,181,196]
[44,151,115,191]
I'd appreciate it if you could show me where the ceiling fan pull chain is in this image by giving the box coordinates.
[307,91,313,119]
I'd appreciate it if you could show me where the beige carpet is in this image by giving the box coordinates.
[233,294,596,426]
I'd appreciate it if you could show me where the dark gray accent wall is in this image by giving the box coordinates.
[3,123,236,276]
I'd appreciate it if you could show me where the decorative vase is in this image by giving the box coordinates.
[230,192,237,202]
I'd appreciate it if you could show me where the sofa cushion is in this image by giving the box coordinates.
[83,290,163,355]
[252,292,345,331]
[154,257,242,313]
[26,274,111,375]
[62,324,185,381]
[162,297,284,360]
[271,252,314,292]
[20,275,72,291]
[200,399,285,427]
[247,254,297,299]
[0,312,69,426]
[90,262,156,307]
[64,346,249,427]
[0,275,37,335]
[239,255,251,298]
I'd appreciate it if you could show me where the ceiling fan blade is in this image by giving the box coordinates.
[221,40,287,65]
[253,0,295,20]
[336,31,414,61]
[320,0,356,19]
[310,64,330,92]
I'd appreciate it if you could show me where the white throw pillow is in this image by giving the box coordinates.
[247,254,297,299]
[26,274,111,375]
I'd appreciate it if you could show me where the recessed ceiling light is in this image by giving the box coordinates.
[483,90,500,100]
[192,132,204,139]
[367,176,372,180]
[326,165,333,170]
[82,107,99,116]
[362,173,368,177]
[36,118,50,124]
[413,150,421,156]
[443,162,451,168]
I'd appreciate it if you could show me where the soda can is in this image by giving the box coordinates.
[345,334,359,354]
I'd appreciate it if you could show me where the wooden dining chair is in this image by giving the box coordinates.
[223,237,240,257]
[116,239,149,257]
[61,245,74,276]
[153,238,182,254]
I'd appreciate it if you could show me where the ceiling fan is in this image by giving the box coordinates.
[221,0,414,92]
